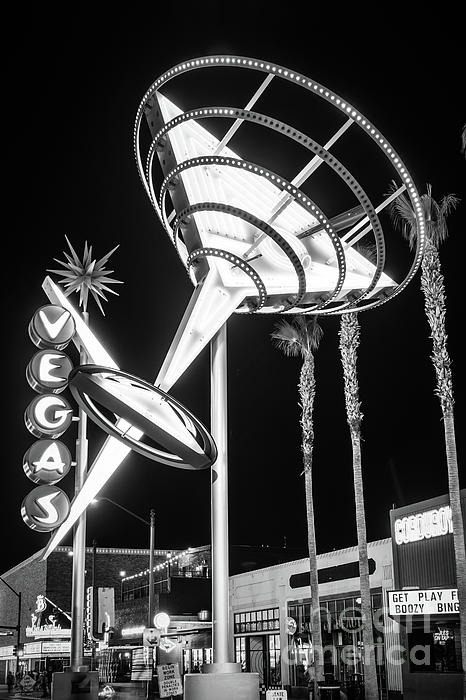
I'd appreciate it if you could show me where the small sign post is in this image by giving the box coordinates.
[156,663,183,698]
[266,690,288,699]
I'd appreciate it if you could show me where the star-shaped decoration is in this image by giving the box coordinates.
[48,236,123,315]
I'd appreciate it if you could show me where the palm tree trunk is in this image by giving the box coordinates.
[350,428,379,699]
[300,354,324,694]
[421,241,466,685]
[443,410,466,677]
[339,313,379,698]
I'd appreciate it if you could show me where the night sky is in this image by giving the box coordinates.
[4,9,464,575]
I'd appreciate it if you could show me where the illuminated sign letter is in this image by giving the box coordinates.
[24,394,73,439]
[21,485,71,532]
[23,440,72,484]
[29,305,76,350]
[26,350,73,394]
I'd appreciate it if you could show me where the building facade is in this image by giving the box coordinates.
[230,538,403,699]
[0,544,185,684]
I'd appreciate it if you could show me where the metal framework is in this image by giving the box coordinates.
[135,55,425,328]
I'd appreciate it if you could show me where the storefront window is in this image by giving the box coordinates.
[407,621,462,673]
[234,608,280,635]
[235,637,247,670]
[287,593,386,694]
[268,634,281,684]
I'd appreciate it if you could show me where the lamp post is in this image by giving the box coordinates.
[90,498,156,625]
[0,578,22,674]
[91,498,155,700]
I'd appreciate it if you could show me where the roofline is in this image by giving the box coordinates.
[230,537,392,580]
[1,544,203,578]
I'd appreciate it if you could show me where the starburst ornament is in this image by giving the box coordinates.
[48,236,123,315]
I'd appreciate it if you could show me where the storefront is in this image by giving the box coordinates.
[389,490,465,700]
[0,544,183,685]
[229,537,402,698]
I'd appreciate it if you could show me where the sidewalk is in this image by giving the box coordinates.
[0,685,47,699]
[0,686,44,699]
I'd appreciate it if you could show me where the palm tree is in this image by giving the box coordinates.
[390,185,466,682]
[272,316,324,695]
[339,312,379,699]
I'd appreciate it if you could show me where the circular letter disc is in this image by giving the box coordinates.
[21,485,71,532]
[24,394,73,438]
[29,305,76,350]
[26,350,73,394]
[23,439,72,484]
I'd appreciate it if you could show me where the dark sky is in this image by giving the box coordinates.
[4,9,464,575]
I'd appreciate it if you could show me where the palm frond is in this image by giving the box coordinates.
[272,316,323,359]
[389,181,459,250]
[354,242,377,265]
[386,180,417,249]
[271,320,303,357]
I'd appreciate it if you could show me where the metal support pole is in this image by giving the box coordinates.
[210,323,230,664]
[148,510,156,626]
[17,592,21,674]
[70,311,89,671]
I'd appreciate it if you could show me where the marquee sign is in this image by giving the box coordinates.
[24,280,217,552]
[23,440,72,484]
[388,589,459,616]
[394,506,453,545]
[25,594,72,637]
[22,306,76,534]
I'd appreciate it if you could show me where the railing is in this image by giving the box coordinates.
[121,569,210,601]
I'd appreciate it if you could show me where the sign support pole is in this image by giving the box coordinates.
[184,320,257,696]
[210,323,230,665]
[70,311,89,671]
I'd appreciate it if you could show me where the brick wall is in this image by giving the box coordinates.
[45,549,168,612]
[0,550,46,648]
[0,546,178,650]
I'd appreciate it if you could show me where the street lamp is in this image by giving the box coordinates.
[90,498,156,625]
[0,578,22,674]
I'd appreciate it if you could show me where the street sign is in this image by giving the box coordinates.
[143,627,160,646]
[266,691,287,699]
[157,663,183,698]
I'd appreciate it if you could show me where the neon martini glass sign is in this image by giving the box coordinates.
[40,55,426,558]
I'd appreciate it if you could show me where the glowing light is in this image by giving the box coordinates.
[122,626,145,637]
[31,442,66,474]
[154,612,170,630]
